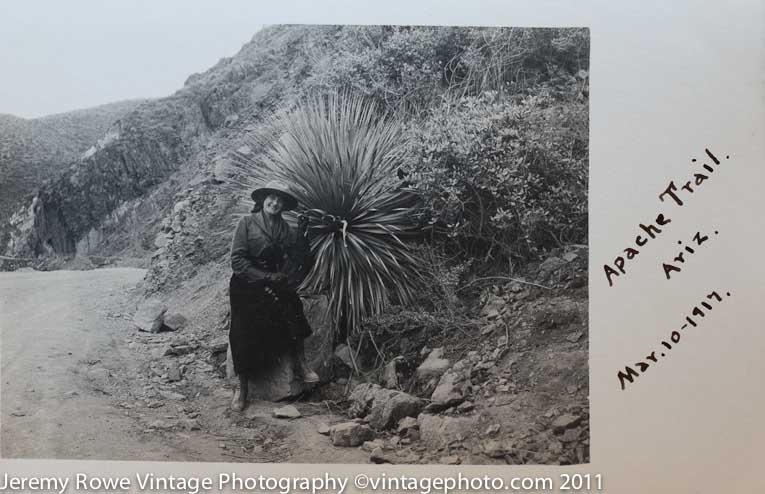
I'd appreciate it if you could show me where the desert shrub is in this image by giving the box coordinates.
[231,92,423,338]
[408,243,473,316]
[406,87,588,263]
[300,26,589,116]
[359,305,480,370]
[302,26,444,112]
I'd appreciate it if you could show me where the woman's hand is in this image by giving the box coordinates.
[269,272,288,284]
[298,214,309,234]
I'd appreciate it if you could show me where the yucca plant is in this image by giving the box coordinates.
[231,92,422,339]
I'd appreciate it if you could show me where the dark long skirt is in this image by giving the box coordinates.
[228,274,312,377]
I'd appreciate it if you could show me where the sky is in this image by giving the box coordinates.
[0,1,267,118]
[0,0,582,119]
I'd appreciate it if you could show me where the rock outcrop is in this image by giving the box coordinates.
[1,26,312,264]
[4,101,203,259]
[224,294,334,402]
[0,100,146,249]
[329,422,375,447]
[132,300,168,333]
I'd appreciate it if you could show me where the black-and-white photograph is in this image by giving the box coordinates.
[1,20,589,464]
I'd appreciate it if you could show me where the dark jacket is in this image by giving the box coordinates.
[230,212,311,289]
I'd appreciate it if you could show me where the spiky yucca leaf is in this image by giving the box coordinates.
[231,93,421,335]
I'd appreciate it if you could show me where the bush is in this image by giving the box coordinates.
[406,88,588,263]
[302,26,444,112]
[232,92,423,338]
[300,26,589,115]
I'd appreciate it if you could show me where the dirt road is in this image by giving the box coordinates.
[1,268,188,459]
[0,265,590,465]
[0,268,371,463]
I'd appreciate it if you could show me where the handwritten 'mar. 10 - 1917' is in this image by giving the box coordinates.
[601,148,733,390]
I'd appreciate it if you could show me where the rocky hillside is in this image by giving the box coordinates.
[1,26,320,263]
[0,100,147,236]
[2,25,588,266]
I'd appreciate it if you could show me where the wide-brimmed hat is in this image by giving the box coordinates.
[250,180,299,211]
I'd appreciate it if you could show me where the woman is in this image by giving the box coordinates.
[229,179,319,411]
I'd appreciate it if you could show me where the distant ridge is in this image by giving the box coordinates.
[0,98,148,230]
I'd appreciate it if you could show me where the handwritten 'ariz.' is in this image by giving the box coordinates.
[661,230,717,279]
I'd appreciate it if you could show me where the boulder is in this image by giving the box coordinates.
[330,422,375,447]
[430,367,472,409]
[416,348,450,382]
[397,416,418,434]
[551,414,582,433]
[273,405,301,419]
[224,295,332,402]
[348,383,379,418]
[383,356,405,389]
[361,439,385,452]
[163,312,188,331]
[225,345,307,401]
[369,447,392,464]
[317,423,330,435]
[133,300,167,333]
[334,344,353,368]
[348,383,425,430]
[369,392,424,430]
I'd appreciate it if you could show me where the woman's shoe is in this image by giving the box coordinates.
[293,361,320,383]
[233,376,248,411]
[302,369,320,383]
[232,395,247,412]
[292,340,320,383]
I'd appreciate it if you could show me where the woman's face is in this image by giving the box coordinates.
[263,193,284,216]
